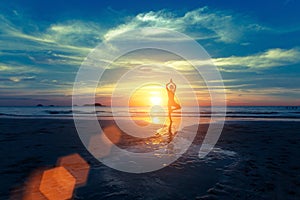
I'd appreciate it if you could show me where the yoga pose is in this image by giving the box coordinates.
[166,79,181,121]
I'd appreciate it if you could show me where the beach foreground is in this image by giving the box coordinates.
[1,118,300,199]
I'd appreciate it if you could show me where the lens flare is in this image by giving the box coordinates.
[39,166,76,200]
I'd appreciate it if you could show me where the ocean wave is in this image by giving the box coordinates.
[0,113,19,117]
[44,110,73,114]
[0,106,300,119]
[44,110,112,115]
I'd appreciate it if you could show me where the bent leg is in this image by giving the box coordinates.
[172,102,181,111]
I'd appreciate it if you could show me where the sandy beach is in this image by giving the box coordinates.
[0,118,298,199]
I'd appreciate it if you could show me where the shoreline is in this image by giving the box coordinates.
[1,115,300,123]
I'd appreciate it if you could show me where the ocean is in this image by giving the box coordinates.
[0,106,299,120]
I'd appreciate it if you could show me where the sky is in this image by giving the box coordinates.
[0,0,300,106]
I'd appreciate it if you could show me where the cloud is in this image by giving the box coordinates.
[0,6,269,76]
[0,65,10,71]
[44,21,104,48]
[9,76,36,82]
[104,7,267,43]
[227,87,300,96]
[0,16,94,53]
[214,48,300,71]
[0,64,43,73]
[0,15,100,90]
[0,14,100,71]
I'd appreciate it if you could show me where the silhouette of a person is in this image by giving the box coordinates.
[166,79,181,121]
[168,120,173,143]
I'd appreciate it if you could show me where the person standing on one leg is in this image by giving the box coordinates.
[166,79,181,122]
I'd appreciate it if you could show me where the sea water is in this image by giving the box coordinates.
[0,106,299,120]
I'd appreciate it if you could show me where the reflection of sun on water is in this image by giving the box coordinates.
[150,96,165,124]
[152,116,161,124]
[150,105,166,124]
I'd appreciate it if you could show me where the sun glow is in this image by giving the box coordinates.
[128,85,168,125]
[129,85,167,107]
[150,96,162,106]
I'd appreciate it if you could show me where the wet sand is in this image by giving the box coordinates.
[1,118,300,199]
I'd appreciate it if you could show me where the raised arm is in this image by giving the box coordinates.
[166,83,170,91]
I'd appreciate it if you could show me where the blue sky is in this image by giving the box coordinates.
[0,0,299,106]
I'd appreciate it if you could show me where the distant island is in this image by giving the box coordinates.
[83,103,105,107]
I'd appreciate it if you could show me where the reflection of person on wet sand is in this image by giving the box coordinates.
[168,120,173,143]
[166,79,181,122]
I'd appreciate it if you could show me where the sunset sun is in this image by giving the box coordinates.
[150,96,162,106]
[128,85,167,107]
